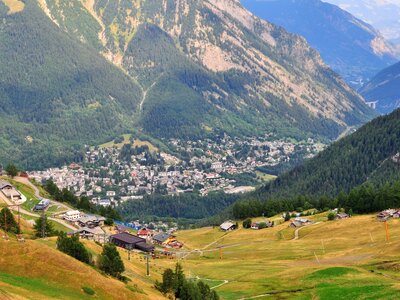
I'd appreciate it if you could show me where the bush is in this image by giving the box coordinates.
[82,287,95,296]
[258,222,267,229]
[57,233,92,264]
[327,212,336,221]
[242,218,252,229]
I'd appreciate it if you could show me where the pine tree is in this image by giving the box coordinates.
[33,214,54,238]
[99,244,125,278]
[0,208,20,234]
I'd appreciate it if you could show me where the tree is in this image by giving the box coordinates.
[242,218,252,229]
[57,233,92,264]
[155,268,175,295]
[99,244,125,278]
[33,214,54,238]
[0,208,20,234]
[284,212,291,222]
[5,164,18,178]
[327,212,336,221]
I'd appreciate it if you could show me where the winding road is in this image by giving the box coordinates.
[1,177,76,231]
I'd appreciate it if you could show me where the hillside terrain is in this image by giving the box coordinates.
[254,108,400,199]
[325,0,400,56]
[360,61,400,114]
[0,0,375,169]
[241,0,398,88]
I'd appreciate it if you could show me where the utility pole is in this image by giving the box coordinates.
[385,221,390,242]
[146,254,150,276]
[41,210,46,238]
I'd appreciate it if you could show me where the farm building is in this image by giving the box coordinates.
[0,180,22,201]
[251,220,273,230]
[73,227,105,241]
[220,221,236,231]
[109,232,154,252]
[290,218,312,228]
[336,213,350,220]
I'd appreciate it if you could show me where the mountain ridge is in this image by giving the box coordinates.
[0,0,375,169]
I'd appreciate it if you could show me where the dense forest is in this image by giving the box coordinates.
[119,192,240,221]
[254,109,400,199]
[0,1,142,170]
[229,180,400,220]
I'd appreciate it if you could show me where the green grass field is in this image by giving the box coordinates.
[148,214,400,299]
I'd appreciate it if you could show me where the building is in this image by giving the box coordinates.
[153,232,170,245]
[137,228,154,240]
[251,220,273,230]
[109,232,154,252]
[77,215,106,228]
[0,180,22,201]
[64,210,82,221]
[335,213,350,220]
[33,199,50,211]
[220,221,236,231]
[290,218,312,228]
[73,226,105,241]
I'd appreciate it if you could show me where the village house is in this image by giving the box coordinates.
[77,215,106,228]
[73,226,105,242]
[0,180,23,202]
[290,218,312,228]
[377,209,400,222]
[152,232,170,245]
[220,221,236,231]
[251,220,273,230]
[137,228,154,240]
[335,213,350,220]
[63,210,82,222]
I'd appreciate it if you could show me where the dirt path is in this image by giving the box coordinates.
[138,75,163,112]
[293,222,322,240]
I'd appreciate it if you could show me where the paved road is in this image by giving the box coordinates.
[0,177,76,231]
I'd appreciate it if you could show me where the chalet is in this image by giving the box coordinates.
[0,180,22,201]
[220,221,236,231]
[290,218,312,228]
[251,220,273,230]
[335,213,350,220]
[377,209,400,222]
[33,199,50,211]
[153,232,170,245]
[77,215,106,228]
[109,232,154,252]
[137,228,154,240]
[73,226,105,240]
[64,210,82,221]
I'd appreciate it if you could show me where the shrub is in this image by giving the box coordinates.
[82,287,95,296]
[327,212,336,221]
[242,218,252,229]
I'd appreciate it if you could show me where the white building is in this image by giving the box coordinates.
[64,210,82,221]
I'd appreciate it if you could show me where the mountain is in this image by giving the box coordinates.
[241,0,398,88]
[254,108,400,199]
[325,0,400,56]
[0,0,374,169]
[359,61,400,114]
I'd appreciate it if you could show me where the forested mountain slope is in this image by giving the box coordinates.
[241,0,397,88]
[360,61,400,114]
[255,109,400,199]
[0,1,142,169]
[0,0,375,169]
